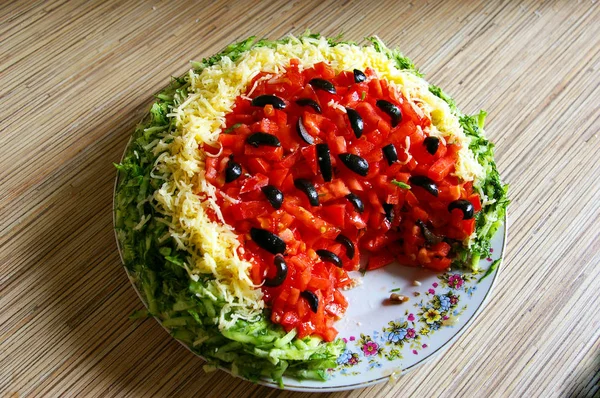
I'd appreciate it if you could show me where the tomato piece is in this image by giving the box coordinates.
[362,233,391,251]
[462,218,476,236]
[314,61,336,79]
[244,144,283,161]
[411,140,436,164]
[447,143,461,157]
[346,210,367,229]
[230,114,255,124]
[355,102,380,128]
[250,261,263,285]
[273,109,288,126]
[321,327,338,342]
[239,173,268,194]
[367,127,387,147]
[246,157,270,175]
[264,104,275,117]
[288,287,300,306]
[282,202,339,238]
[317,179,350,202]
[428,155,455,182]
[308,277,330,290]
[367,249,395,270]
[231,201,270,221]
[350,139,375,157]
[218,132,245,153]
[405,190,419,207]
[438,183,462,202]
[277,124,299,151]
[332,136,347,154]
[368,78,383,98]
[428,257,451,271]
[430,241,451,257]
[468,193,483,212]
[367,190,384,215]
[333,289,348,307]
[268,168,288,188]
[281,172,295,192]
[345,176,363,191]
[205,157,219,183]
[321,204,346,228]
[412,206,429,222]
[303,112,325,137]
[301,145,318,175]
[275,150,301,169]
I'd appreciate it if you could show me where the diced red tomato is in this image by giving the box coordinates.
[428,155,455,181]
[321,204,346,229]
[317,180,350,202]
[367,249,395,270]
[244,144,283,161]
[438,183,462,202]
[201,60,484,341]
[239,173,268,194]
[332,136,347,154]
[428,257,452,271]
[468,193,482,212]
[246,157,270,175]
[205,157,219,184]
[301,145,318,175]
[230,201,270,221]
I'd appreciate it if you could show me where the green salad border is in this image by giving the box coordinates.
[113,33,508,385]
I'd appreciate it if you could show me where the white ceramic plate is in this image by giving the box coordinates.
[270,219,506,391]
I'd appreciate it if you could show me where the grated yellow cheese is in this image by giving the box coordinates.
[151,36,485,330]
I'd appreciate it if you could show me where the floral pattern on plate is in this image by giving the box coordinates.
[333,268,488,375]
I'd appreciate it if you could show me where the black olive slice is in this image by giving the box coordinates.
[353,69,367,83]
[409,175,439,197]
[225,158,242,183]
[345,107,364,138]
[335,234,355,259]
[250,228,286,254]
[339,153,369,177]
[251,94,286,109]
[246,132,281,147]
[296,118,315,144]
[376,99,402,127]
[346,193,364,213]
[424,136,440,155]
[264,255,288,287]
[316,249,343,268]
[294,178,319,206]
[309,78,336,94]
[448,199,475,220]
[301,290,319,313]
[295,98,322,113]
[383,202,394,223]
[382,143,398,165]
[416,220,444,246]
[316,143,332,182]
[261,185,284,209]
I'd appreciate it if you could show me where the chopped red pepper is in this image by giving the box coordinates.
[203,61,481,341]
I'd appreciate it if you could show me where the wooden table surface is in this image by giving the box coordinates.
[2,1,599,397]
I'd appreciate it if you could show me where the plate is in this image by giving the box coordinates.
[114,140,506,391]
[275,219,506,391]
